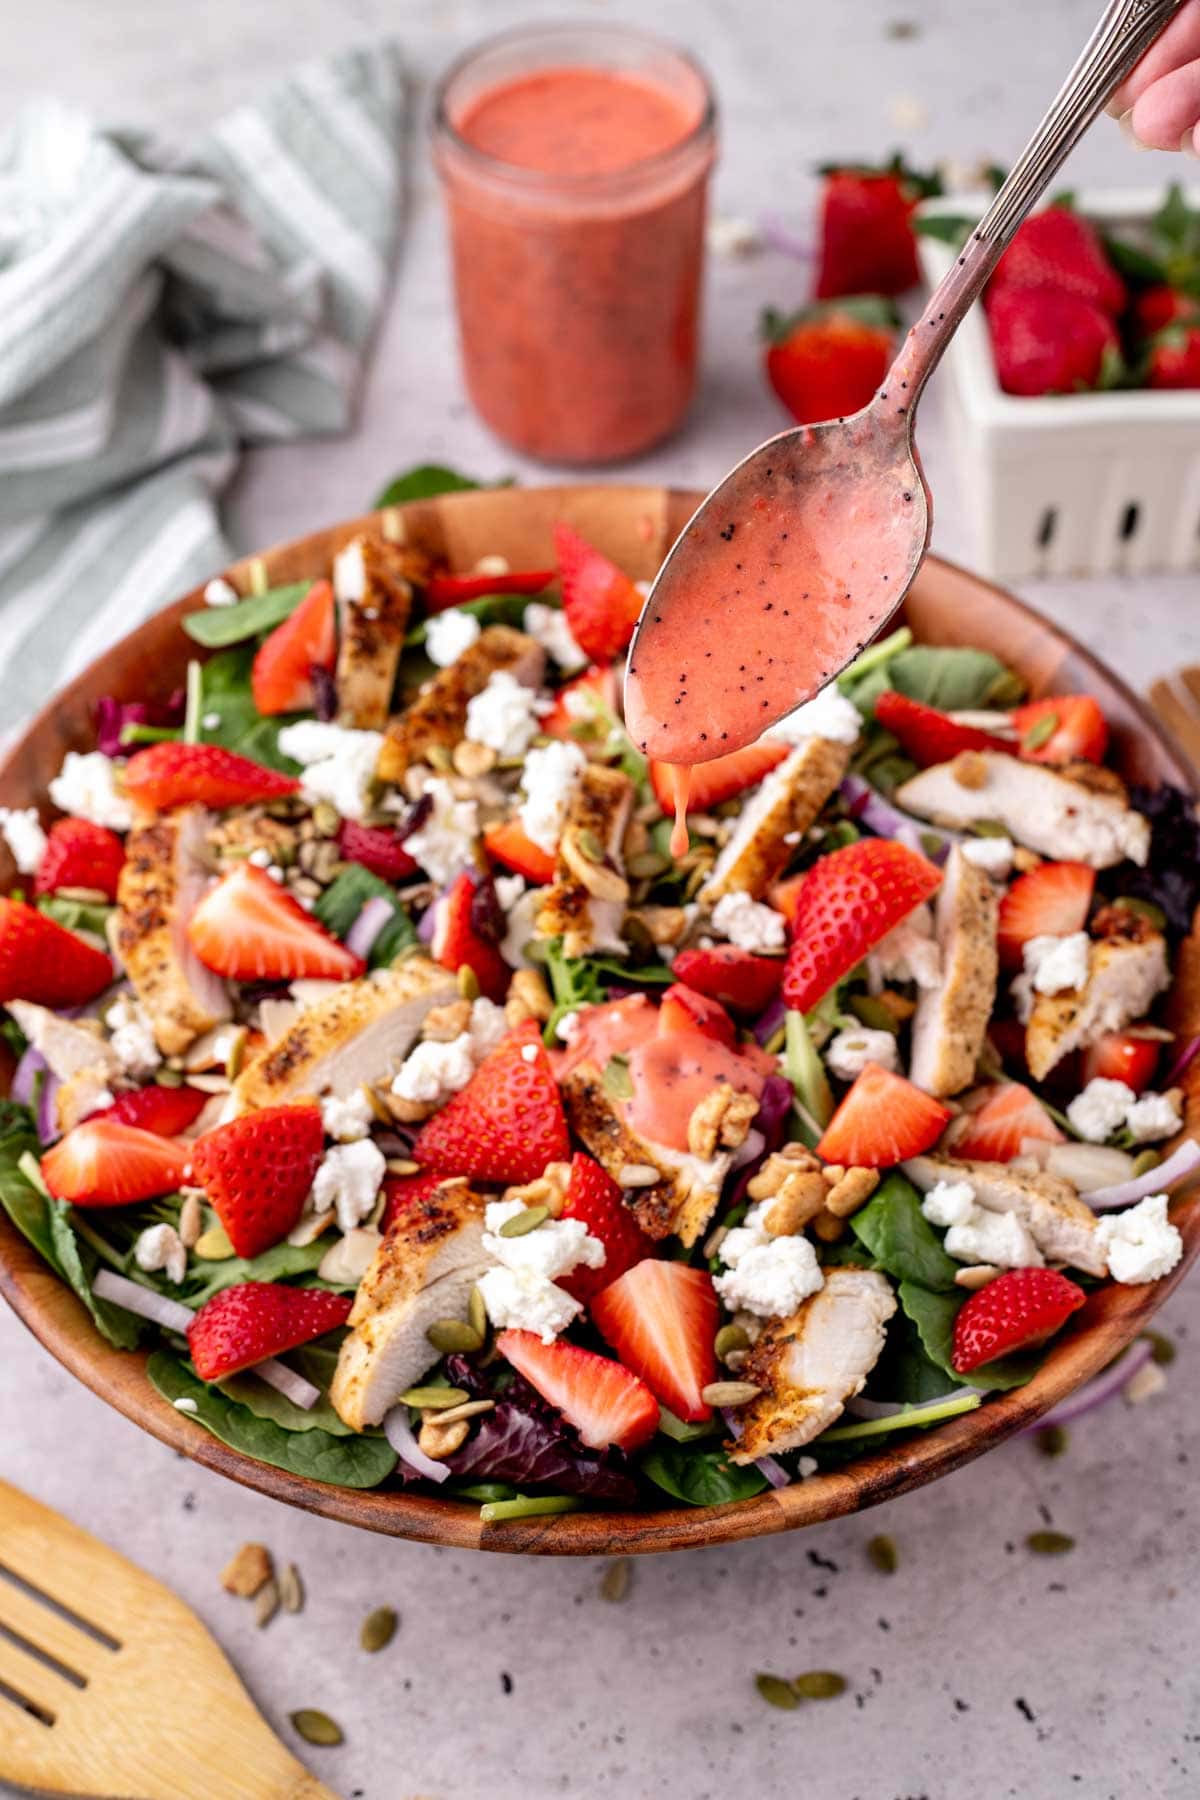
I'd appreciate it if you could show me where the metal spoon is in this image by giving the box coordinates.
[624,0,1185,765]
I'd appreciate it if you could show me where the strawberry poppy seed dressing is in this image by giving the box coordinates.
[433,26,716,463]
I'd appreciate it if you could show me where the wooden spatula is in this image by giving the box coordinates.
[0,1480,338,1799]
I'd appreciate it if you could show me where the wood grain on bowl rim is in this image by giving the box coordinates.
[0,483,1196,1557]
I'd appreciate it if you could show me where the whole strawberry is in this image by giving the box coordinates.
[35,818,125,900]
[987,286,1121,397]
[815,158,941,299]
[1139,288,1200,389]
[190,1103,325,1257]
[952,1267,1086,1373]
[188,1281,353,1382]
[988,206,1126,315]
[763,299,896,426]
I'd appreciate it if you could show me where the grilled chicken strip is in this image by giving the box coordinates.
[116,807,231,1056]
[537,765,634,958]
[331,1181,489,1431]
[561,1061,733,1245]
[333,534,425,730]
[377,625,546,784]
[903,1152,1107,1276]
[8,1000,121,1133]
[232,958,456,1112]
[1024,924,1170,1082]
[909,846,999,1098]
[701,736,851,903]
[729,1269,896,1463]
[896,755,1150,869]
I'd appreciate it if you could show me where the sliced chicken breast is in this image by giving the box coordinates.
[116,807,231,1056]
[330,1181,489,1430]
[896,755,1150,869]
[333,534,424,730]
[377,625,546,784]
[1024,932,1169,1081]
[701,737,851,902]
[8,1000,121,1134]
[729,1269,896,1462]
[561,1061,733,1245]
[55,1067,120,1133]
[904,1152,1107,1276]
[232,957,456,1112]
[537,765,634,958]
[909,846,999,1098]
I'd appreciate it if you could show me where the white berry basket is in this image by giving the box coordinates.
[916,187,1200,581]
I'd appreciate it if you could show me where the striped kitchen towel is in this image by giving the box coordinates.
[0,42,408,734]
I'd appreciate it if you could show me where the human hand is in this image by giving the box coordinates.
[1108,1,1200,152]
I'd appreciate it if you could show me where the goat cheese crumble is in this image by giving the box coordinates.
[482,1198,606,1282]
[519,739,586,854]
[48,752,133,831]
[1066,1078,1182,1144]
[477,1263,583,1342]
[960,836,1014,879]
[825,1028,899,1081]
[203,577,239,607]
[710,890,787,953]
[523,601,586,673]
[311,1140,386,1233]
[713,1201,825,1318]
[1027,932,1091,996]
[392,1034,477,1106]
[771,684,863,746]
[465,670,546,758]
[921,1180,977,1228]
[0,807,47,873]
[922,1180,1043,1269]
[275,721,384,822]
[321,1089,374,1143]
[403,777,479,885]
[868,904,942,991]
[425,607,482,668]
[105,994,161,1077]
[1095,1193,1183,1284]
[1125,1090,1183,1142]
[135,1223,187,1285]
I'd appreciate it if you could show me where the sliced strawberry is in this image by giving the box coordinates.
[34,819,125,900]
[496,1328,659,1451]
[425,568,555,612]
[782,838,942,1013]
[553,523,644,664]
[188,1280,353,1382]
[590,1259,718,1422]
[952,1082,1065,1162]
[98,1084,211,1138]
[873,690,1015,767]
[816,1063,952,1168]
[414,1020,569,1184]
[1012,695,1108,765]
[0,898,112,1007]
[1082,1032,1160,1096]
[658,982,736,1047]
[41,1119,190,1206]
[558,1152,654,1304]
[542,664,618,739]
[124,742,299,812]
[649,740,788,815]
[186,863,365,982]
[251,579,336,717]
[380,1169,452,1235]
[670,944,784,1018]
[951,1267,1086,1374]
[338,820,418,884]
[768,871,807,930]
[997,862,1095,970]
[431,871,511,1004]
[190,1103,325,1257]
[483,818,556,886]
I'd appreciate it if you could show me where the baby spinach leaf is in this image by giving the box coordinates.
[639,1441,770,1507]
[312,865,416,965]
[373,463,489,508]
[897,1281,1039,1392]
[851,1174,960,1292]
[37,894,114,938]
[46,1206,143,1349]
[868,1310,965,1403]
[537,939,672,1044]
[182,582,312,649]
[147,1352,397,1488]
[845,642,1024,719]
[195,646,303,773]
[217,1372,357,1437]
[178,1239,337,1308]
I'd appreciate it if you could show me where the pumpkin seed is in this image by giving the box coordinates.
[919,832,945,859]
[427,744,454,771]
[154,1066,184,1088]
[762,1023,787,1056]
[755,1672,800,1711]
[312,801,341,837]
[426,1318,484,1354]
[247,557,268,597]
[600,1558,632,1603]
[498,1204,548,1238]
[427,1398,494,1426]
[1131,1148,1162,1178]
[399,1386,471,1410]
[866,1534,898,1574]
[849,995,900,1034]
[969,817,1011,838]
[1113,894,1167,930]
[291,1708,344,1746]
[576,827,605,862]
[457,963,480,1001]
[793,1670,846,1700]
[360,1607,398,1654]
[603,1055,633,1100]
[1021,713,1059,752]
[714,1324,751,1362]
[195,1224,235,1260]
[627,850,671,880]
[468,1283,488,1341]
[700,1380,761,1407]
[279,1564,304,1614]
[1144,1329,1176,1365]
[225,1026,248,1081]
[1033,1424,1069,1458]
[254,1578,279,1629]
[1026,1529,1074,1555]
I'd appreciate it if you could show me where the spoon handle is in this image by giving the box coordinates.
[892,0,1185,404]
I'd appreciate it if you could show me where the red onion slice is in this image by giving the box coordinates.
[846,1385,977,1420]
[10,1045,45,1108]
[753,995,787,1047]
[1018,1338,1154,1436]
[840,775,954,863]
[1164,1035,1200,1088]
[384,1404,451,1483]
[1083,1137,1200,1210]
[94,1269,193,1334]
[254,1357,321,1411]
[345,895,395,960]
[721,1405,792,1488]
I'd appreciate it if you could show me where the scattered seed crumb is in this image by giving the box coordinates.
[279,1563,304,1614]
[755,1672,800,1711]
[254,1577,280,1629]
[500,1671,513,1695]
[866,1534,898,1573]
[600,1557,632,1602]
[1026,1530,1075,1556]
[360,1606,398,1653]
[1015,1697,1036,1723]
[1124,1361,1168,1405]
[1033,1424,1068,1458]
[793,1670,847,1700]
[221,1542,274,1597]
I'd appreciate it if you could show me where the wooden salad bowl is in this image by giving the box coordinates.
[1,484,1196,1556]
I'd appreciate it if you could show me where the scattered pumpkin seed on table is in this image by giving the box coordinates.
[279,1564,304,1614]
[600,1558,632,1603]
[755,1673,800,1711]
[361,1606,398,1653]
[1026,1530,1075,1555]
[866,1533,898,1574]
[291,1708,344,1746]
[793,1670,847,1700]
[1033,1424,1069,1458]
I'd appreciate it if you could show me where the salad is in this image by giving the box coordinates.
[0,502,1197,1520]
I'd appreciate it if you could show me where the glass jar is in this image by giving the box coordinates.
[432,23,718,464]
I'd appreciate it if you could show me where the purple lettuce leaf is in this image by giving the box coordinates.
[728,1073,794,1210]
[94,690,185,758]
[1121,783,1200,937]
